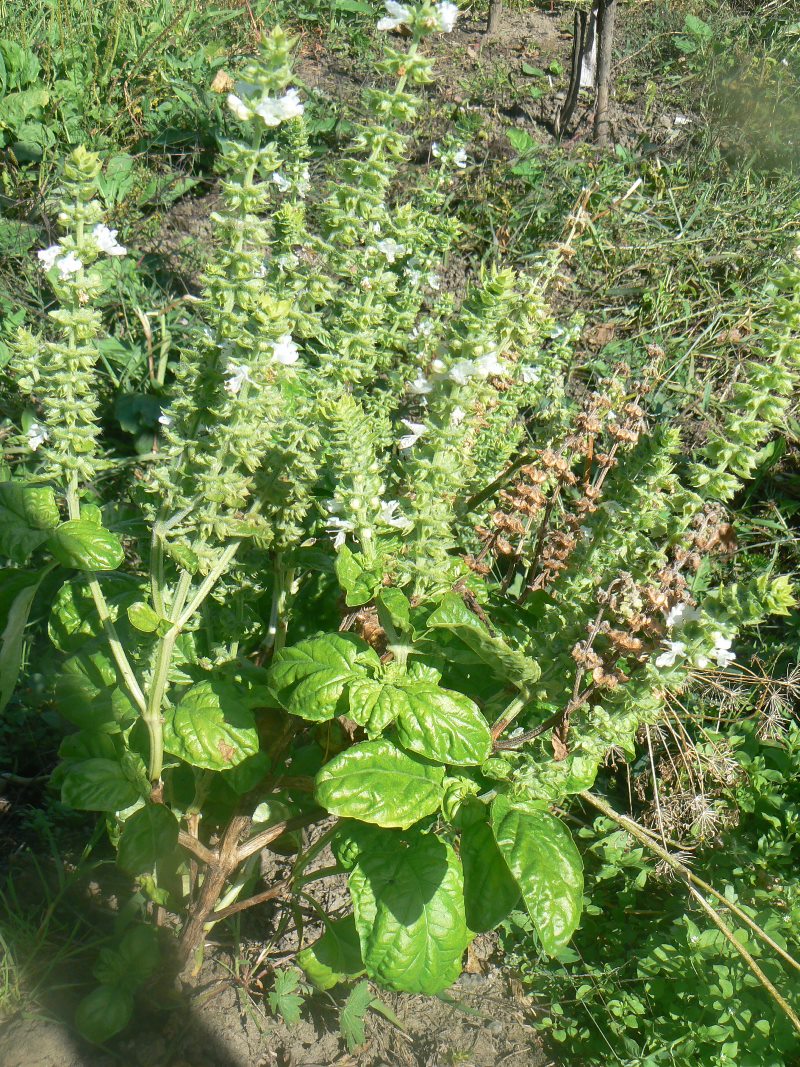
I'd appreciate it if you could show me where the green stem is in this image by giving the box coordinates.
[144,569,192,783]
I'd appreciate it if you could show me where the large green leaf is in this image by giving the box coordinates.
[0,565,51,714]
[491,794,583,953]
[426,594,540,689]
[75,984,134,1045]
[61,758,141,812]
[348,829,469,994]
[163,680,258,770]
[315,738,444,828]
[49,574,142,653]
[459,801,520,932]
[297,914,365,990]
[392,681,491,766]
[268,633,378,722]
[48,519,124,571]
[55,650,137,732]
[0,482,59,563]
[117,804,179,875]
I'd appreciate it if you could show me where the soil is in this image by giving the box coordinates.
[0,837,550,1067]
[0,942,549,1067]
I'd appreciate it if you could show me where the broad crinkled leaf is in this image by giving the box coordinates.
[392,681,492,766]
[163,680,258,770]
[459,800,520,932]
[0,482,59,563]
[297,914,365,990]
[48,519,125,571]
[55,650,138,732]
[49,574,142,653]
[348,829,469,994]
[268,633,379,721]
[61,757,141,812]
[347,677,405,736]
[117,804,179,875]
[426,594,540,689]
[491,794,583,953]
[315,738,445,828]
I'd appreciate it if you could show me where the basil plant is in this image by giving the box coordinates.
[3,7,797,1044]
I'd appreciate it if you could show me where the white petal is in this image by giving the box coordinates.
[227,93,253,120]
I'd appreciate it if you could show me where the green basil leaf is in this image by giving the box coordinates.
[268,633,378,722]
[55,650,138,732]
[335,544,382,607]
[117,804,179,875]
[348,829,469,994]
[58,730,118,763]
[297,914,365,990]
[126,600,160,633]
[393,681,492,766]
[163,680,259,770]
[61,757,141,812]
[117,925,160,986]
[491,794,583,954]
[315,738,445,828]
[0,565,50,714]
[0,482,60,563]
[426,593,540,689]
[375,587,412,637]
[48,519,124,571]
[226,750,271,794]
[49,574,142,652]
[75,984,133,1044]
[348,677,404,736]
[460,801,520,932]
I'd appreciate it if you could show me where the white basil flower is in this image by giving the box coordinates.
[521,366,541,385]
[377,237,407,263]
[434,1,459,31]
[428,273,441,290]
[226,93,253,121]
[431,142,441,158]
[453,147,468,168]
[93,223,127,256]
[398,419,427,450]
[411,319,434,340]
[37,245,62,271]
[158,413,173,427]
[224,361,255,395]
[272,171,291,192]
[475,350,505,377]
[55,252,83,277]
[254,88,304,126]
[431,358,446,373]
[379,499,413,530]
[655,640,686,668]
[711,632,736,669]
[665,603,701,629]
[26,422,49,451]
[408,372,433,395]
[449,359,477,385]
[271,334,300,366]
[450,405,466,426]
[326,515,356,549]
[377,0,412,31]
